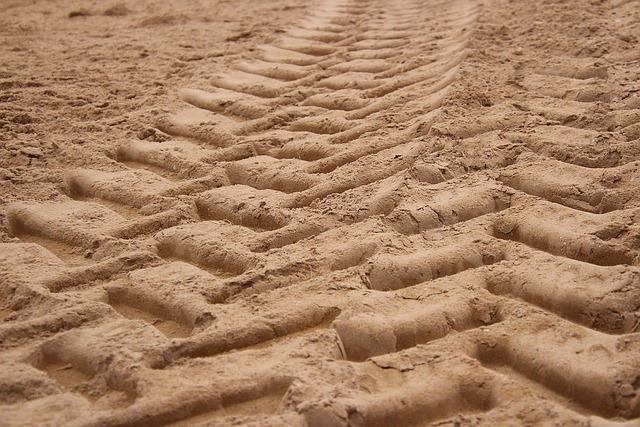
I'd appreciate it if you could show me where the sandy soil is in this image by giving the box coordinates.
[1,0,639,425]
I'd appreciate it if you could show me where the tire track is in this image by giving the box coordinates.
[2,0,640,425]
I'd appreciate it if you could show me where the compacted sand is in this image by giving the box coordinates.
[1,0,639,425]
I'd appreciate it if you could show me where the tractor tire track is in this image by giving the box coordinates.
[1,0,639,425]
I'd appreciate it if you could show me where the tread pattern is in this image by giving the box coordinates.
[1,0,639,425]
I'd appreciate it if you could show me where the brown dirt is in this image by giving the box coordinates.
[1,0,639,425]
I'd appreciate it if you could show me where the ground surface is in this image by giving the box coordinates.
[1,0,640,426]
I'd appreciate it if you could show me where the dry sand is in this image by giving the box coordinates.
[1,0,640,425]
